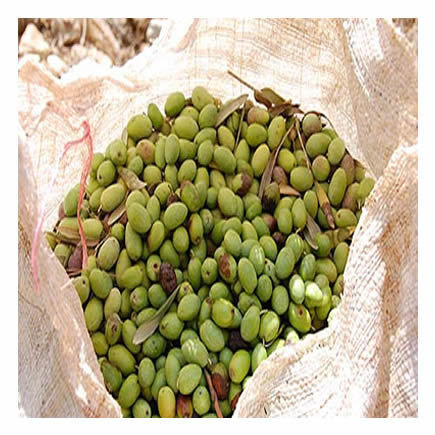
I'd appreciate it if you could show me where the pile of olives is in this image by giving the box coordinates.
[48,85,375,417]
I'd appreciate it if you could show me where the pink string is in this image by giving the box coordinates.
[31,120,93,295]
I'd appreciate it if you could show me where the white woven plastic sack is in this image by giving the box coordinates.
[18,18,418,417]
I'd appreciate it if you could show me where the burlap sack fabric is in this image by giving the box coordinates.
[17,18,418,417]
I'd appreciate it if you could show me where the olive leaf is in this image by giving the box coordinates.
[108,200,126,226]
[279,185,301,196]
[233,101,248,153]
[269,102,304,118]
[121,127,128,144]
[102,212,111,236]
[67,242,83,268]
[215,94,248,128]
[94,233,111,255]
[258,123,295,199]
[85,238,101,248]
[283,104,304,117]
[314,181,335,229]
[287,116,298,142]
[303,228,318,250]
[227,70,304,115]
[54,227,100,247]
[258,147,280,200]
[66,243,84,276]
[45,230,58,241]
[133,284,180,345]
[260,87,286,105]
[56,226,80,241]
[268,101,293,117]
[118,167,146,190]
[253,89,273,109]
[56,226,100,247]
[304,215,321,249]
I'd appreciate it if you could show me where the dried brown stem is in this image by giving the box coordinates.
[314,181,335,229]
[295,118,311,169]
[204,368,224,418]
[233,101,247,153]
[227,70,256,92]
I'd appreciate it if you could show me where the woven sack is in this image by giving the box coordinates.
[18,18,418,417]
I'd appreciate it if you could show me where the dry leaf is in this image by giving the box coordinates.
[67,243,83,270]
[282,105,304,117]
[314,181,335,229]
[133,285,180,345]
[253,89,273,109]
[260,87,286,105]
[108,201,126,226]
[121,127,128,144]
[227,70,274,109]
[258,146,281,200]
[204,369,224,418]
[304,215,321,249]
[234,101,248,152]
[279,185,300,196]
[118,167,146,190]
[259,123,295,199]
[57,226,80,240]
[215,94,248,128]
[269,101,293,117]
[54,228,100,247]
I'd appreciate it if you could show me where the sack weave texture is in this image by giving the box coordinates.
[17,18,418,418]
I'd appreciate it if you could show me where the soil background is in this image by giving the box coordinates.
[18,18,165,77]
[18,18,417,78]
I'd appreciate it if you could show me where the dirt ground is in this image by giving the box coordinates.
[18,18,417,78]
[18,18,165,77]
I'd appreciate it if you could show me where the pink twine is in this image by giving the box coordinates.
[31,120,93,295]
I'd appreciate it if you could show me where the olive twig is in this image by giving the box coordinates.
[204,368,224,418]
[233,101,247,153]
[295,118,311,170]
[227,70,273,109]
[227,70,256,92]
